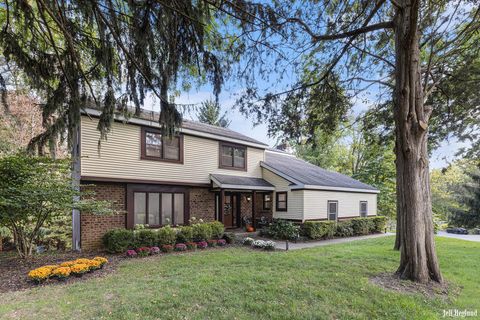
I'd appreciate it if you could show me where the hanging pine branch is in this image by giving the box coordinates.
[0,0,227,152]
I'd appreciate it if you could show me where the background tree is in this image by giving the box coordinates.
[449,169,480,228]
[197,99,231,127]
[295,119,397,219]
[0,1,231,152]
[226,0,480,283]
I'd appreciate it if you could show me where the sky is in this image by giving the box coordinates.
[142,88,466,170]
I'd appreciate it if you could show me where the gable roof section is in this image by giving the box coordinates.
[261,151,379,193]
[82,107,268,148]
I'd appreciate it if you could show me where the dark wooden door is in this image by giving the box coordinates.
[223,194,236,228]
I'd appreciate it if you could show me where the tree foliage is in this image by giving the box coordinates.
[197,99,231,127]
[448,168,480,228]
[0,0,230,152]
[0,154,112,257]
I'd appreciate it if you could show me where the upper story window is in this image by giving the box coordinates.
[141,127,183,163]
[360,201,368,217]
[219,142,246,170]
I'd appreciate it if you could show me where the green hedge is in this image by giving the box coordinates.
[303,221,336,240]
[103,229,135,253]
[371,216,387,233]
[303,216,387,240]
[102,222,224,252]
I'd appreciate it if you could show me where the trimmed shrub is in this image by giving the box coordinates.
[192,223,212,242]
[303,221,336,240]
[176,226,193,243]
[207,239,218,247]
[266,219,300,240]
[242,237,254,245]
[161,244,173,253]
[197,241,208,249]
[134,229,157,247]
[103,229,135,253]
[351,218,374,235]
[252,240,266,249]
[335,221,354,238]
[210,221,225,239]
[175,243,187,251]
[370,216,387,233]
[264,240,276,251]
[222,232,236,244]
[157,226,176,246]
[186,242,197,250]
[136,247,151,257]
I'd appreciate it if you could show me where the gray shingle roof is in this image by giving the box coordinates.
[211,174,274,189]
[262,151,378,192]
[181,120,267,146]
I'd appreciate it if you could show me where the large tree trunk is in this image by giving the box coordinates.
[393,0,442,283]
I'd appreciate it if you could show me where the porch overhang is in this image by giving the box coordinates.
[210,174,275,191]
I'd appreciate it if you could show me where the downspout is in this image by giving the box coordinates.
[71,123,81,251]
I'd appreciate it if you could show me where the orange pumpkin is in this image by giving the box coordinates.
[246,226,255,232]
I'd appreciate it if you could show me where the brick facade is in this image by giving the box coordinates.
[189,188,216,222]
[80,182,127,251]
[79,182,272,250]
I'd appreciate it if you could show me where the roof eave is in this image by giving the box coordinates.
[210,175,275,191]
[290,184,380,194]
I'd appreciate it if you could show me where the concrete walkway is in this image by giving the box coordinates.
[274,232,394,251]
[437,230,480,242]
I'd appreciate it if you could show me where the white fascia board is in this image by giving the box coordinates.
[290,184,380,194]
[82,108,268,149]
[210,175,275,191]
[260,162,303,185]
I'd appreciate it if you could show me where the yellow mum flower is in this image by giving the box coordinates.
[74,258,92,265]
[51,267,71,278]
[42,265,59,271]
[60,261,76,268]
[87,260,102,270]
[93,257,108,266]
[70,263,89,274]
[28,267,52,282]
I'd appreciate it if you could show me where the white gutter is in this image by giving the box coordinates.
[290,184,380,194]
[83,108,268,149]
[261,162,380,194]
[210,175,275,191]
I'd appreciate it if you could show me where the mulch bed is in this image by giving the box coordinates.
[0,245,238,293]
[0,250,124,293]
[370,272,456,301]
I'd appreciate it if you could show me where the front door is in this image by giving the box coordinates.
[223,194,237,228]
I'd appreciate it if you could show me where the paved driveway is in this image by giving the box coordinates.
[437,230,480,242]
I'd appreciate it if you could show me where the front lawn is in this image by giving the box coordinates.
[0,236,478,319]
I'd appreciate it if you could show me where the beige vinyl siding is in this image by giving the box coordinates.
[303,191,377,220]
[261,168,303,220]
[81,117,264,183]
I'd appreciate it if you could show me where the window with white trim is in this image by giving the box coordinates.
[327,201,338,221]
[360,201,368,217]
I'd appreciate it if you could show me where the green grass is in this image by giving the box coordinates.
[0,236,479,320]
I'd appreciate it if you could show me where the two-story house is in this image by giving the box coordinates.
[77,108,379,250]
